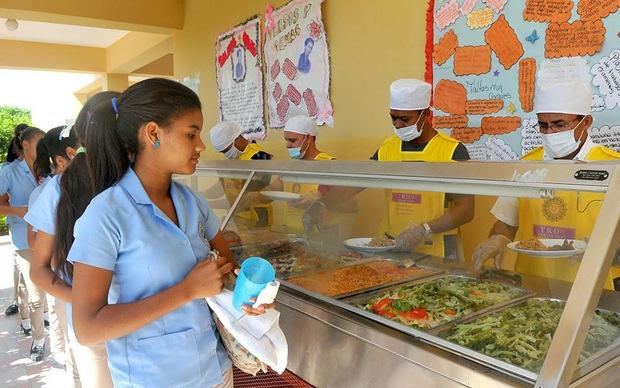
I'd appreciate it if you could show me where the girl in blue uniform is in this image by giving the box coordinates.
[0,126,48,361]
[26,91,117,388]
[62,78,269,388]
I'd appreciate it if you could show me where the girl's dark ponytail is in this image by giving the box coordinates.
[33,126,80,180]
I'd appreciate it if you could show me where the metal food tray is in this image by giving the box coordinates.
[341,274,533,333]
[283,258,443,299]
[431,296,620,382]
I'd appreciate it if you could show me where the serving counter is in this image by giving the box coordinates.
[177,159,620,387]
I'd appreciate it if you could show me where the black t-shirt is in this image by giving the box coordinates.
[250,151,272,160]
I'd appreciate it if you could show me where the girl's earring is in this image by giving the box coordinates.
[153,140,161,149]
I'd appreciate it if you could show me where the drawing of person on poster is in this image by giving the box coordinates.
[298,37,315,74]
[233,46,246,82]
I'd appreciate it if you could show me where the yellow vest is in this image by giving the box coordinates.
[378,132,461,257]
[283,152,335,233]
[226,143,272,226]
[517,145,620,289]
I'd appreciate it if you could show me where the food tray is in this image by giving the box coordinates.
[342,275,533,332]
[434,297,620,377]
[284,259,441,298]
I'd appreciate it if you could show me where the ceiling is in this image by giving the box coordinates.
[0,18,129,48]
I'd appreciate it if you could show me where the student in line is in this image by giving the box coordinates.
[27,91,117,388]
[63,78,272,387]
[0,126,47,361]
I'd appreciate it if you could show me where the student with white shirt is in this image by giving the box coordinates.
[27,91,117,388]
[473,79,620,290]
[62,78,271,388]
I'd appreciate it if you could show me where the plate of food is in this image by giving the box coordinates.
[507,238,586,257]
[344,237,396,253]
[260,191,302,202]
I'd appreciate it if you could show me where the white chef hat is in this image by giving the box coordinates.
[284,115,317,136]
[209,122,244,152]
[534,79,592,115]
[390,79,432,111]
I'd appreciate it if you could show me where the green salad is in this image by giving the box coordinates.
[445,299,620,371]
[361,276,526,330]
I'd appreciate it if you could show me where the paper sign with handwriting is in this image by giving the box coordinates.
[486,136,518,160]
[521,118,543,155]
[461,0,478,15]
[487,0,509,13]
[591,49,620,109]
[434,79,468,115]
[578,0,620,21]
[485,15,524,70]
[523,0,574,23]
[465,99,504,115]
[545,20,606,58]
[435,0,460,30]
[454,45,492,75]
[518,58,537,113]
[433,30,458,65]
[590,125,620,151]
[467,7,494,29]
[452,127,483,143]
[433,115,469,129]
[482,116,522,135]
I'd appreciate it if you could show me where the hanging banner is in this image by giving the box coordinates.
[216,16,266,140]
[263,0,333,128]
[431,1,620,160]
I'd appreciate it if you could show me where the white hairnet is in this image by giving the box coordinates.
[285,115,317,136]
[209,122,244,151]
[534,79,592,115]
[390,79,432,111]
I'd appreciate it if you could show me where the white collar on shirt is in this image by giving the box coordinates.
[542,136,597,161]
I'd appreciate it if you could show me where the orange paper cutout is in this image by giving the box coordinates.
[545,20,606,58]
[518,58,537,113]
[465,99,504,115]
[484,15,524,70]
[433,115,469,129]
[578,0,620,21]
[451,127,483,144]
[454,45,492,76]
[433,30,459,66]
[523,0,574,23]
[481,117,522,135]
[467,7,494,29]
[434,80,468,115]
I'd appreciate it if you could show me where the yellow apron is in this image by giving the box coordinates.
[377,132,460,257]
[516,145,620,289]
[283,152,335,233]
[226,143,272,226]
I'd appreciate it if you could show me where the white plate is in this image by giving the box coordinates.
[344,237,396,253]
[507,239,587,257]
[260,191,302,202]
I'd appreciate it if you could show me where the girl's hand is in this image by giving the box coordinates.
[182,257,233,300]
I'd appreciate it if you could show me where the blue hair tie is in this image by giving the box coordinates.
[111,97,119,115]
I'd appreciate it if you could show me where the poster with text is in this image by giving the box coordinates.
[216,17,265,140]
[264,0,333,128]
[432,0,620,160]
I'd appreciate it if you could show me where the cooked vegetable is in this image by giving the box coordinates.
[445,299,620,371]
[361,276,526,330]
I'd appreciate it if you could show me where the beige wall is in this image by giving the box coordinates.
[173,0,427,161]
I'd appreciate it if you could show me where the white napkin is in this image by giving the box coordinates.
[206,285,288,374]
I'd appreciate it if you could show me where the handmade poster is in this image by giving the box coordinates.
[432,0,620,159]
[264,0,333,127]
[216,17,266,140]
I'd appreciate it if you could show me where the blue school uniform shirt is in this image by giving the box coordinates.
[26,176,52,233]
[0,160,37,249]
[68,168,231,387]
[24,174,61,236]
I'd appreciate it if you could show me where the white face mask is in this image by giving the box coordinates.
[223,144,242,160]
[541,116,587,159]
[393,111,425,142]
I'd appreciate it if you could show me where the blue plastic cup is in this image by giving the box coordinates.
[232,257,275,311]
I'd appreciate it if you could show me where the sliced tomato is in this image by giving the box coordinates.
[399,308,428,321]
[371,298,393,314]
[378,310,396,319]
[444,308,457,316]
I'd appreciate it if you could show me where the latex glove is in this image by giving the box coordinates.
[291,191,322,208]
[395,225,427,253]
[472,234,511,273]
